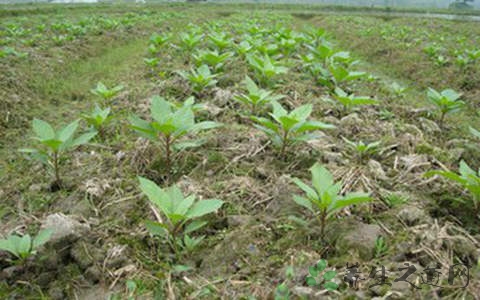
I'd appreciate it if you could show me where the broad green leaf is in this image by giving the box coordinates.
[316,259,327,272]
[186,199,223,219]
[308,266,318,278]
[292,195,314,212]
[0,239,17,256]
[323,281,338,291]
[323,270,336,280]
[138,177,172,215]
[17,234,32,258]
[184,220,208,234]
[71,131,97,148]
[292,178,317,200]
[33,119,55,141]
[310,163,334,195]
[290,104,312,121]
[144,220,168,237]
[151,96,172,124]
[191,121,222,132]
[470,127,480,139]
[57,120,79,142]
[173,194,195,216]
[32,229,52,249]
[294,121,335,133]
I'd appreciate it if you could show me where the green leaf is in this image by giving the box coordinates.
[191,121,222,133]
[316,259,327,272]
[186,199,223,219]
[0,238,17,257]
[323,270,336,280]
[32,229,52,249]
[308,266,318,278]
[172,265,193,273]
[138,177,172,215]
[292,177,317,200]
[71,131,97,148]
[469,127,480,139]
[306,276,317,287]
[323,281,339,291]
[290,104,312,121]
[151,96,172,124]
[292,195,314,212]
[184,220,208,234]
[57,120,79,142]
[144,220,168,237]
[32,119,55,141]
[17,234,32,258]
[310,163,334,195]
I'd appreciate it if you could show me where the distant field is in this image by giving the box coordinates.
[1,3,479,299]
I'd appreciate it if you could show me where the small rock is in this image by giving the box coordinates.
[85,265,102,284]
[399,154,430,172]
[227,215,254,227]
[322,151,344,164]
[448,147,465,162]
[340,113,362,128]
[36,271,57,287]
[213,88,233,106]
[398,206,429,226]
[291,286,315,297]
[70,242,104,270]
[41,213,90,247]
[0,265,23,281]
[203,102,222,117]
[368,160,387,180]
[418,117,440,134]
[392,280,413,297]
[323,115,340,126]
[29,184,43,193]
[47,284,65,300]
[105,244,129,269]
[336,222,382,260]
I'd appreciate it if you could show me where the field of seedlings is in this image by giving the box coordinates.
[1,3,480,299]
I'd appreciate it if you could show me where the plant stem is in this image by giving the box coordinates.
[165,134,171,176]
[439,111,446,129]
[280,130,289,160]
[53,151,60,184]
[319,209,327,241]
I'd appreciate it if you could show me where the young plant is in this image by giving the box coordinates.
[19,119,97,186]
[129,96,221,175]
[233,76,284,114]
[179,32,204,51]
[246,54,288,87]
[332,87,377,115]
[470,127,480,139]
[374,236,388,258]
[192,50,232,73]
[425,160,480,212]
[82,104,111,139]
[426,88,464,129]
[321,63,366,89]
[138,176,223,255]
[292,163,372,239]
[91,82,124,102]
[149,33,171,47]
[235,40,253,57]
[342,137,381,163]
[0,229,52,262]
[208,32,233,51]
[178,64,218,94]
[251,101,335,159]
[390,82,408,97]
[143,57,159,69]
